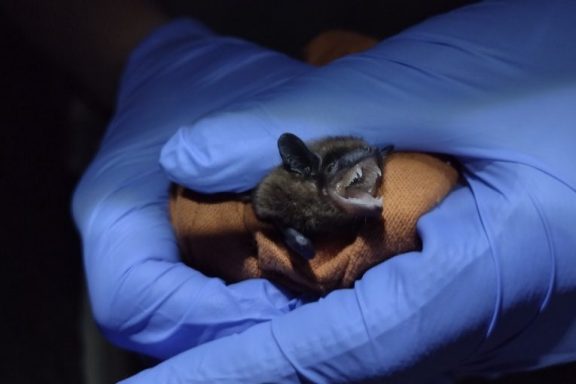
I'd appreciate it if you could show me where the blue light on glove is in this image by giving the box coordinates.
[72,18,310,359]
[120,0,576,382]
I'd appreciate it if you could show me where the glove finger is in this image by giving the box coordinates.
[160,0,576,193]
[74,150,301,359]
[267,163,576,380]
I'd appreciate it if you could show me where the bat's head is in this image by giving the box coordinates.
[279,133,392,216]
[253,133,393,260]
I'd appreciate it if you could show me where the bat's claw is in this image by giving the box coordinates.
[282,227,316,260]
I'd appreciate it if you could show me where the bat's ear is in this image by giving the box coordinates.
[278,133,320,177]
[282,227,315,260]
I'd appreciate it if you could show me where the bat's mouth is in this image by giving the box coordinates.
[326,156,383,216]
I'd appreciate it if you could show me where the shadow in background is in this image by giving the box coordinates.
[0,15,83,383]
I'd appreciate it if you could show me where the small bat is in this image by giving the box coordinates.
[252,133,393,260]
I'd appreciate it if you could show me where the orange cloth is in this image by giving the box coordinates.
[171,153,458,294]
[169,32,460,294]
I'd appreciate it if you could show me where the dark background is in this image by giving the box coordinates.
[1,1,574,382]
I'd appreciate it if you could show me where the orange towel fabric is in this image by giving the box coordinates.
[169,32,460,295]
[171,153,458,294]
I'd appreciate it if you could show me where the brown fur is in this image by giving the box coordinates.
[252,136,383,237]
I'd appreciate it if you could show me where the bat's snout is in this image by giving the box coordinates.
[326,157,383,216]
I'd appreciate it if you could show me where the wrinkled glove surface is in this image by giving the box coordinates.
[140,1,576,382]
[72,19,310,359]
[74,1,576,383]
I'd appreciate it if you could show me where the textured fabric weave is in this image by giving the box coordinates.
[171,152,458,294]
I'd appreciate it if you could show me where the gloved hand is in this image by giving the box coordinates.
[122,0,576,382]
[72,19,312,358]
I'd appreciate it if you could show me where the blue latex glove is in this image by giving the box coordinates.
[122,0,576,382]
[72,19,312,358]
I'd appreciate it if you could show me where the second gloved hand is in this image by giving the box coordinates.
[72,18,311,358]
[154,1,576,382]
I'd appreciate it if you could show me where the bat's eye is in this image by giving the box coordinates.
[324,162,337,176]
